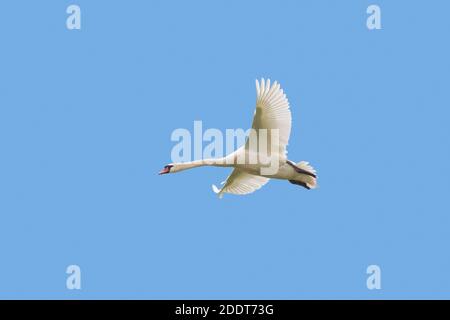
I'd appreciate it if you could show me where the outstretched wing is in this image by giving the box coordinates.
[212,169,270,198]
[246,78,292,160]
[211,79,290,198]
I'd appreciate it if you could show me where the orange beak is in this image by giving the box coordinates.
[159,167,170,175]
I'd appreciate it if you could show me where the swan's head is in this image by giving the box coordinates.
[158,164,174,175]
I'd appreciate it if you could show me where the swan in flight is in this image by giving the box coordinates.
[159,79,317,198]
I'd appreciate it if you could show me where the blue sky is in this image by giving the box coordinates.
[0,1,449,299]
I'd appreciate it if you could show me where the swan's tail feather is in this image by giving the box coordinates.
[296,161,316,176]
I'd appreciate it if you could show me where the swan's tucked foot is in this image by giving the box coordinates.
[289,180,311,189]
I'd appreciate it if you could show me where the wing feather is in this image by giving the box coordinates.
[212,169,270,198]
[246,78,292,160]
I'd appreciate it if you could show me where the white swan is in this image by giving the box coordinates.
[159,79,317,198]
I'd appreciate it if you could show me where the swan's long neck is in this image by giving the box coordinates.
[174,158,230,172]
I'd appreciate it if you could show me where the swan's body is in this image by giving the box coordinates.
[160,79,317,198]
